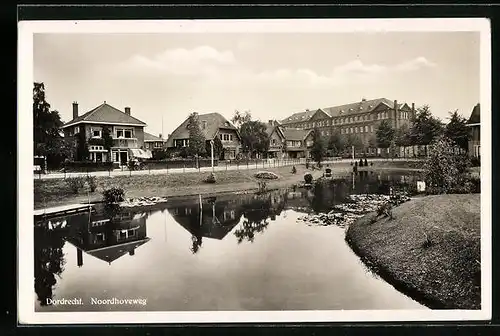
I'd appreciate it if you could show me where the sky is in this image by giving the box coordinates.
[33,32,480,138]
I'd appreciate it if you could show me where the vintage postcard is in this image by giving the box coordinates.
[18,18,491,324]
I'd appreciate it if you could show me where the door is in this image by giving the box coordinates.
[96,153,103,162]
[120,151,128,165]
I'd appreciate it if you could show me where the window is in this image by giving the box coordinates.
[360,127,363,133]
[355,127,358,133]
[220,133,223,140]
[272,139,277,145]
[74,126,79,134]
[365,126,369,133]
[91,129,102,138]
[370,125,374,133]
[229,134,233,141]
[154,142,162,148]
[202,121,207,129]
[321,131,325,136]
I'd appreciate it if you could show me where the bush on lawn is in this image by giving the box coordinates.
[65,176,86,194]
[204,172,216,184]
[102,187,125,204]
[304,173,313,184]
[254,171,279,180]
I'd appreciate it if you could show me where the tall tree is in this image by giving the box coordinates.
[410,105,444,156]
[75,127,89,161]
[310,127,326,165]
[231,110,252,130]
[394,123,411,158]
[186,112,206,158]
[205,135,224,160]
[33,82,71,167]
[375,119,396,151]
[327,130,346,156]
[240,120,269,158]
[445,110,470,151]
[346,134,364,151]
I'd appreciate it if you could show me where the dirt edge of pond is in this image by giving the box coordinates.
[345,194,481,310]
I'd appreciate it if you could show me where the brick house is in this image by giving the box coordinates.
[280,98,415,156]
[143,132,166,151]
[466,103,480,158]
[265,120,287,159]
[166,113,242,160]
[61,101,151,165]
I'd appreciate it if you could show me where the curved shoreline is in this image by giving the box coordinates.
[345,194,481,310]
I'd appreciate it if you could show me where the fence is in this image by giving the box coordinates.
[37,158,308,180]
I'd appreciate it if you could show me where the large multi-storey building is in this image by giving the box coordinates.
[280,98,416,155]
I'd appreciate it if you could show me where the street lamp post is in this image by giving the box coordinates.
[210,139,214,172]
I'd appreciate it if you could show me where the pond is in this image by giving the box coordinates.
[34,171,427,311]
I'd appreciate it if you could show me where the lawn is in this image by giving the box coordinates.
[345,194,481,309]
[34,164,324,209]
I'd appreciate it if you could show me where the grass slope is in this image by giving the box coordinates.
[345,194,481,309]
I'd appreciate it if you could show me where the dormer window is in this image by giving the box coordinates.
[202,121,207,129]
[349,108,353,112]
[225,122,229,127]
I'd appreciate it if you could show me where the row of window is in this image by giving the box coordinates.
[287,110,410,129]
[219,133,234,141]
[68,126,136,139]
[340,125,375,135]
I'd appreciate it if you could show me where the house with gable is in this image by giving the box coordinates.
[265,120,287,159]
[143,132,166,151]
[282,128,314,159]
[166,113,242,160]
[61,101,151,165]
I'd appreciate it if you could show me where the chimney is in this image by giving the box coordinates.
[72,101,78,120]
[124,107,131,115]
[159,133,162,139]
[362,97,367,102]
[269,120,274,125]
[167,133,171,139]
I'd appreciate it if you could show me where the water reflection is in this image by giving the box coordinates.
[34,205,152,306]
[34,171,425,310]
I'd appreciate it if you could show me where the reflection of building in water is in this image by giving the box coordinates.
[168,198,243,241]
[64,209,151,266]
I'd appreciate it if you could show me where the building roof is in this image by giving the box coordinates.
[166,112,239,146]
[280,98,411,125]
[467,103,480,124]
[144,132,164,142]
[61,102,147,128]
[280,109,317,125]
[283,128,312,141]
[86,238,151,264]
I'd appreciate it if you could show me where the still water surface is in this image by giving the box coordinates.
[34,171,427,311]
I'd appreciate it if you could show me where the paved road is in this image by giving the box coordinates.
[34,158,424,180]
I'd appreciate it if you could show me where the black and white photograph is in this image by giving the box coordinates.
[18,18,491,324]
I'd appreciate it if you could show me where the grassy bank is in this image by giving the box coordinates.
[34,165,328,209]
[345,194,481,309]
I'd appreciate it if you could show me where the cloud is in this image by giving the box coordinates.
[116,46,236,77]
[394,56,437,71]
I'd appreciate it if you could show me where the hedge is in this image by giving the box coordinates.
[64,161,119,172]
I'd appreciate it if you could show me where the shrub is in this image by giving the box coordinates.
[470,156,481,167]
[424,135,471,195]
[254,171,279,180]
[364,158,368,166]
[359,158,364,167]
[102,187,125,204]
[204,172,216,184]
[291,165,297,174]
[86,175,97,192]
[304,173,313,184]
[65,176,86,194]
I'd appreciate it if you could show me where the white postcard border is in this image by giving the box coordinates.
[18,18,492,324]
